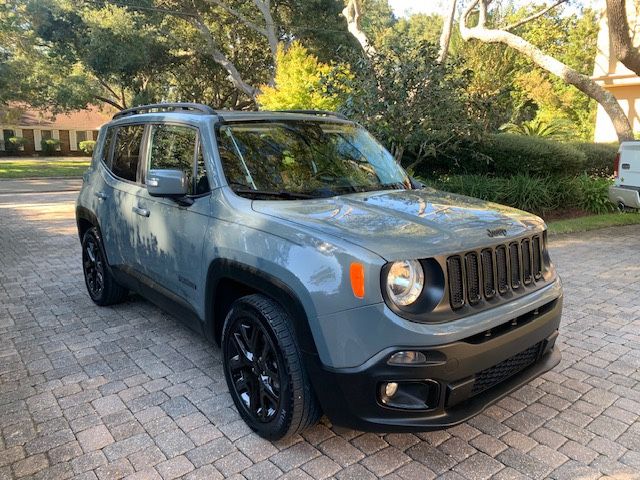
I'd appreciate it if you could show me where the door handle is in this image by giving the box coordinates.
[622,163,631,170]
[94,192,108,200]
[132,206,150,217]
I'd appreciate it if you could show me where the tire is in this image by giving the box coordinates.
[81,227,127,306]
[222,294,321,440]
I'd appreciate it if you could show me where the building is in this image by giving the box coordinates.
[0,104,114,156]
[593,3,640,142]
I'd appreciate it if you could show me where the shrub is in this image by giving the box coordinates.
[426,173,613,215]
[416,134,586,178]
[474,134,586,177]
[41,138,61,155]
[571,173,614,214]
[79,140,96,155]
[5,136,27,155]
[570,141,618,177]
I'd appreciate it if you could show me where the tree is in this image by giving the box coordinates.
[606,0,640,76]
[333,38,479,168]
[458,0,633,142]
[257,41,342,110]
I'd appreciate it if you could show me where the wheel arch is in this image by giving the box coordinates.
[205,258,319,356]
[76,206,100,241]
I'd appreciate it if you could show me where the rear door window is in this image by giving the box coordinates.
[110,125,145,182]
[148,124,209,195]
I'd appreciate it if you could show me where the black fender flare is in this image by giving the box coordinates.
[75,206,100,240]
[204,258,319,356]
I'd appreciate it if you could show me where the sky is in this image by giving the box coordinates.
[388,0,605,17]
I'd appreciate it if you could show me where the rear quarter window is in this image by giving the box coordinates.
[110,124,145,182]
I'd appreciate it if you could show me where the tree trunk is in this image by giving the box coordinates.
[342,0,375,56]
[460,2,634,142]
[606,0,640,76]
[438,0,457,63]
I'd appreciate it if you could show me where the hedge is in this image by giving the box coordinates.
[570,141,618,177]
[424,174,614,215]
[414,134,616,179]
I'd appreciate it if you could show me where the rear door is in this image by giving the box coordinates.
[619,142,640,188]
[134,123,211,308]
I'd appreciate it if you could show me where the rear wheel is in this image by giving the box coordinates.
[82,227,127,306]
[222,294,321,440]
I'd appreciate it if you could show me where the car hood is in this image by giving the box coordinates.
[252,188,545,260]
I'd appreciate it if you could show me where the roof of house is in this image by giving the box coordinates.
[0,104,115,130]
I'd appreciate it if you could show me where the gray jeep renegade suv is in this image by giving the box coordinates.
[76,103,562,440]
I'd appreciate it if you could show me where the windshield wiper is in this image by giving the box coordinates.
[233,188,314,200]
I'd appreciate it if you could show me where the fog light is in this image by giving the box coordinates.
[379,380,440,410]
[388,351,427,365]
[384,382,398,398]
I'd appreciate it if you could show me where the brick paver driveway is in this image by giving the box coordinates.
[1,192,639,480]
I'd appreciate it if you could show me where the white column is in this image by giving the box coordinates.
[34,129,42,151]
[52,129,61,151]
[70,130,78,151]
[0,125,4,151]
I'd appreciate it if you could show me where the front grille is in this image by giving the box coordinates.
[465,253,481,305]
[471,342,543,396]
[446,235,544,310]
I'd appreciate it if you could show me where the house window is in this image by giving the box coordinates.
[41,130,52,140]
[77,131,87,143]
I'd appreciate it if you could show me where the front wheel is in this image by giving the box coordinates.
[222,294,321,440]
[82,227,127,306]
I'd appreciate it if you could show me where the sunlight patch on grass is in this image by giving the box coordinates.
[0,160,90,179]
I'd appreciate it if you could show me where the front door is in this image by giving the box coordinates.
[134,123,211,310]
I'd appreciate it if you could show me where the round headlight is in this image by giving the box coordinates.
[385,260,424,306]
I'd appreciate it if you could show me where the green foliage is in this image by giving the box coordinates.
[570,142,618,177]
[257,42,343,111]
[465,134,585,177]
[499,119,571,140]
[78,140,95,155]
[426,173,614,215]
[41,138,61,155]
[4,136,27,155]
[572,173,614,214]
[333,38,479,165]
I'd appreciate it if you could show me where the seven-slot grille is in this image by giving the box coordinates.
[447,235,544,310]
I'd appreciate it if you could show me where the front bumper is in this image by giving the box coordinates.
[306,295,562,432]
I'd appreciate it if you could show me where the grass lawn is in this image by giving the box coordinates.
[548,211,640,235]
[0,159,90,179]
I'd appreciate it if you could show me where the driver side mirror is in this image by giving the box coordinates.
[147,169,189,197]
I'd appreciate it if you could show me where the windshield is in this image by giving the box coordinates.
[216,121,410,199]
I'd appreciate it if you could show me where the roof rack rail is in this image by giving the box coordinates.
[112,102,216,120]
[277,109,347,120]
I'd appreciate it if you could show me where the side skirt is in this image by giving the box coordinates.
[112,265,205,337]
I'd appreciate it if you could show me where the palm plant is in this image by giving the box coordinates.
[499,118,572,140]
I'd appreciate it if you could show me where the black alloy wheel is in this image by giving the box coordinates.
[83,232,105,298]
[222,294,321,439]
[81,227,127,306]
[226,315,282,422]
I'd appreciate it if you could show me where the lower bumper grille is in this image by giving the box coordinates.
[470,342,543,396]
